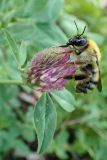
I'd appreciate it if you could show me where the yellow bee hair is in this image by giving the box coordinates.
[87,39,101,61]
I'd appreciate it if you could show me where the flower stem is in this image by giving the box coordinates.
[0,80,24,85]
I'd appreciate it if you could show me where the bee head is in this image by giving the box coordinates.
[67,21,87,47]
[67,35,87,47]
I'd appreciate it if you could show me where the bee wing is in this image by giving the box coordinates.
[97,70,102,92]
[96,59,102,92]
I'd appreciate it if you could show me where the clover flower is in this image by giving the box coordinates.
[27,46,77,92]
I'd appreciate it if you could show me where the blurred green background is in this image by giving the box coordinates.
[0,0,107,159]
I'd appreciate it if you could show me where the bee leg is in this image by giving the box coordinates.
[76,83,88,93]
[80,64,93,73]
[63,70,93,93]
[63,63,93,82]
[50,47,75,55]
[86,82,96,90]
[75,79,94,93]
[75,76,90,93]
[63,73,89,81]
[76,65,94,93]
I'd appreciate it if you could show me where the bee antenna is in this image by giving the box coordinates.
[79,25,86,36]
[74,20,79,35]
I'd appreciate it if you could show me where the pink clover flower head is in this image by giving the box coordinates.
[27,46,77,92]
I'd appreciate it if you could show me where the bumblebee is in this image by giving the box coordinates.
[61,21,102,93]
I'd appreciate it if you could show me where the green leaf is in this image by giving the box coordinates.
[14,140,31,157]
[21,0,64,23]
[51,89,76,112]
[4,30,19,65]
[58,14,88,38]
[0,21,67,48]
[87,32,104,45]
[19,41,27,66]
[34,93,57,154]
[48,130,69,159]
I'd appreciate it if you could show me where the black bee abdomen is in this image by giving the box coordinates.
[76,81,96,93]
[76,83,88,93]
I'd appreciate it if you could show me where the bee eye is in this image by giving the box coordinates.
[67,37,87,47]
[75,38,87,46]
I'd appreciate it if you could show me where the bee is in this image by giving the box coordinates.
[60,21,102,93]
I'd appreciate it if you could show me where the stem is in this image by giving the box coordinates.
[0,80,24,85]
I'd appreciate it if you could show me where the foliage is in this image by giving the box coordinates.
[34,93,57,154]
[0,0,107,159]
